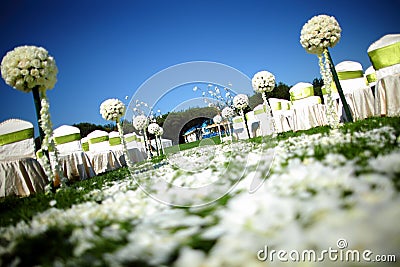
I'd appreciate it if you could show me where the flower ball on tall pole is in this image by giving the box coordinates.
[233,94,251,139]
[221,106,235,138]
[300,14,352,126]
[100,98,133,168]
[213,114,223,142]
[251,70,277,135]
[148,122,162,156]
[133,115,151,160]
[1,45,65,189]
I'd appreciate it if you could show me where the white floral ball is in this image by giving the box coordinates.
[148,123,161,135]
[213,115,222,124]
[221,106,235,118]
[233,94,249,110]
[1,45,58,92]
[300,14,341,54]
[158,127,164,136]
[252,70,276,93]
[133,115,148,131]
[100,98,126,121]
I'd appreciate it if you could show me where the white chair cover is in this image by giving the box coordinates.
[368,34,400,79]
[124,133,145,163]
[108,131,126,166]
[268,98,293,132]
[289,83,327,131]
[86,130,121,174]
[52,125,95,181]
[232,116,249,140]
[253,104,274,136]
[335,61,375,120]
[245,111,261,138]
[368,34,400,117]
[0,119,48,197]
[365,66,377,87]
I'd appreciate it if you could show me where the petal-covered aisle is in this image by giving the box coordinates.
[1,118,399,266]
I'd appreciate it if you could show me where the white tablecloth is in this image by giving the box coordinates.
[0,158,48,197]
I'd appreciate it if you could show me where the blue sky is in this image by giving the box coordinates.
[0,0,399,135]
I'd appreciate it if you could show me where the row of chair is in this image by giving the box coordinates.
[230,32,400,140]
[0,121,147,197]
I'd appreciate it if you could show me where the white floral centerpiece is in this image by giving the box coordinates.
[100,98,133,168]
[300,14,351,127]
[148,122,162,156]
[1,45,65,189]
[100,98,126,121]
[1,45,58,92]
[213,114,223,141]
[222,106,235,138]
[252,70,277,134]
[221,106,235,119]
[233,94,250,138]
[133,115,151,159]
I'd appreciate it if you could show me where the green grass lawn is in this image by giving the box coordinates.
[0,116,399,266]
[1,116,399,227]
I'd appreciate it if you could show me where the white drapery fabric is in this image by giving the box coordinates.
[232,116,249,140]
[268,98,293,132]
[52,125,95,181]
[124,133,146,163]
[0,119,48,197]
[253,104,274,136]
[245,111,261,138]
[335,61,375,120]
[289,83,326,131]
[86,130,121,174]
[368,34,400,117]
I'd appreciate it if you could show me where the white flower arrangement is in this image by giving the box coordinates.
[1,45,58,92]
[213,115,222,124]
[148,123,161,135]
[251,70,275,93]
[221,106,235,119]
[300,14,341,55]
[100,98,126,121]
[1,45,65,188]
[233,94,249,110]
[133,115,148,131]
[300,14,343,127]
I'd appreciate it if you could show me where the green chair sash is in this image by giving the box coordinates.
[109,136,121,146]
[81,142,89,151]
[368,41,400,70]
[89,135,109,145]
[290,86,314,101]
[125,135,137,143]
[54,133,81,145]
[337,70,364,80]
[366,72,377,83]
[233,117,243,123]
[271,101,282,110]
[0,128,34,146]
[254,108,266,115]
